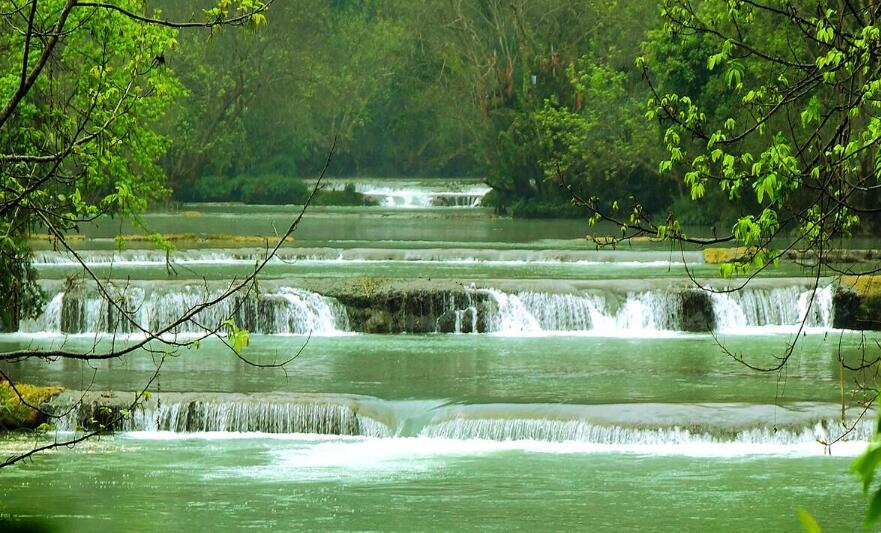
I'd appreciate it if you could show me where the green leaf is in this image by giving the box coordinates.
[868,488,881,528]
[797,509,821,533]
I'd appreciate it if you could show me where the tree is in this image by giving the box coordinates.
[0,0,326,468]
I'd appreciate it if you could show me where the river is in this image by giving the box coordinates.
[0,179,875,531]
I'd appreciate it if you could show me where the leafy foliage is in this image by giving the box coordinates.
[1,0,183,326]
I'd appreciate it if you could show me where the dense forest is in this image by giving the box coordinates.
[151,1,677,217]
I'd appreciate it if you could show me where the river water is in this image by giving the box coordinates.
[0,181,876,531]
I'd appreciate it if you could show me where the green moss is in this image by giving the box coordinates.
[0,381,63,430]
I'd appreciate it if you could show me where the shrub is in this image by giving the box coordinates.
[240,174,309,204]
[191,175,242,202]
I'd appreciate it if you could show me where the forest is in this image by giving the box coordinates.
[152,1,708,218]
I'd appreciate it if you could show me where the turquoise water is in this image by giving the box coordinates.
[2,200,876,531]
[0,436,863,532]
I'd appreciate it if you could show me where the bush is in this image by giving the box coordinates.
[191,175,242,202]
[240,174,309,204]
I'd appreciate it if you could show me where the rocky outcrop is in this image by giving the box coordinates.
[0,381,63,430]
[335,289,494,333]
[833,276,881,330]
[678,290,716,332]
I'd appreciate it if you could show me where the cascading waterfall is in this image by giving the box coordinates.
[31,247,703,265]
[56,399,389,437]
[711,285,833,330]
[351,184,489,208]
[449,292,479,334]
[418,417,871,446]
[50,392,869,451]
[19,282,835,336]
[19,286,349,335]
[467,285,834,335]
[471,288,689,335]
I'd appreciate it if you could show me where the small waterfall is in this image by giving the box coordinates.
[419,417,872,446]
[515,292,596,331]
[263,287,351,334]
[711,286,833,330]
[613,292,681,331]
[430,193,486,208]
[20,286,349,336]
[474,288,686,334]
[449,293,478,334]
[22,292,64,333]
[480,289,543,334]
[56,398,390,437]
[353,183,490,208]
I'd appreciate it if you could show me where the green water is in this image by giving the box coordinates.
[0,334,871,404]
[2,202,876,531]
[0,437,863,532]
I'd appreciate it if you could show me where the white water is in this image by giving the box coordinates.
[32,248,699,266]
[350,183,490,208]
[468,285,834,336]
[419,417,869,448]
[55,395,869,457]
[62,401,390,437]
[711,285,833,331]
[20,286,349,336]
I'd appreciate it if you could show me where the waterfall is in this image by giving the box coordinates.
[351,183,490,208]
[419,417,871,446]
[49,392,869,451]
[515,292,596,331]
[19,283,836,336]
[19,286,349,336]
[474,288,686,335]
[449,292,479,334]
[469,285,834,335]
[31,247,704,265]
[711,286,833,330]
[480,289,543,333]
[56,398,390,437]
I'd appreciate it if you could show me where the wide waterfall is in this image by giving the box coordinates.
[418,417,870,446]
[20,286,349,336]
[31,247,704,266]
[49,392,869,451]
[462,285,834,335]
[53,393,390,436]
[347,183,490,208]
